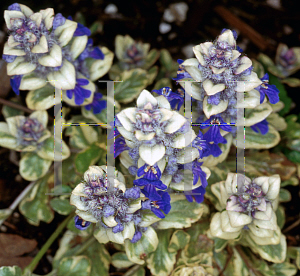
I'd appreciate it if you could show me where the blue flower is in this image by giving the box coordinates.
[173,59,192,81]
[10,75,23,95]
[134,178,167,190]
[124,187,141,199]
[67,16,91,36]
[192,131,209,159]
[78,39,104,61]
[8,3,21,11]
[137,163,161,180]
[199,116,231,144]
[142,191,171,219]
[52,13,66,30]
[74,215,91,230]
[84,92,107,114]
[66,78,92,105]
[250,119,269,135]
[111,136,129,158]
[2,54,17,63]
[256,73,280,104]
[112,222,124,233]
[192,161,208,187]
[141,184,162,201]
[185,185,206,204]
[152,87,184,111]
[131,231,142,243]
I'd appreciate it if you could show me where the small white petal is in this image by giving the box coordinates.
[4,10,25,30]
[122,221,135,241]
[75,210,97,223]
[29,12,42,28]
[164,112,187,133]
[137,89,158,108]
[203,79,225,96]
[47,60,76,90]
[19,4,34,17]
[160,108,174,122]
[72,183,87,197]
[236,89,260,109]
[117,126,135,141]
[172,128,196,148]
[234,56,252,75]
[135,130,155,141]
[221,211,244,233]
[103,216,118,227]
[182,58,203,82]
[7,36,20,47]
[19,74,47,90]
[3,42,25,56]
[217,30,236,47]
[139,144,165,166]
[83,166,104,183]
[193,45,206,66]
[120,151,134,169]
[231,50,241,61]
[7,57,36,76]
[70,194,88,211]
[71,35,88,59]
[200,42,213,55]
[156,96,171,110]
[252,210,278,230]
[176,147,199,164]
[266,175,281,200]
[203,96,228,119]
[248,224,274,238]
[227,210,252,228]
[31,35,48,54]
[38,43,62,65]
[54,19,78,47]
[116,111,133,132]
[210,66,226,74]
[39,8,54,30]
[235,72,262,92]
[127,199,142,213]
[253,202,272,220]
[123,108,136,123]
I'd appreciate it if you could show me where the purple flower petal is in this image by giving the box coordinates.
[73,23,91,36]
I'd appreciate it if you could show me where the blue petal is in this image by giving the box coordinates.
[52,13,66,30]
[2,54,17,63]
[250,119,269,135]
[8,3,21,11]
[73,22,91,36]
[92,100,106,114]
[265,84,280,104]
[74,215,91,230]
[74,87,85,105]
[10,75,22,95]
[151,208,165,218]
[89,47,105,60]
[131,231,142,243]
[141,184,161,201]
[66,89,73,99]
[76,78,89,86]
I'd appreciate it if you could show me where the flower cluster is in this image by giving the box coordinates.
[0,110,50,151]
[115,35,151,70]
[114,90,211,217]
[70,166,149,243]
[3,3,112,107]
[209,173,282,246]
[174,29,279,142]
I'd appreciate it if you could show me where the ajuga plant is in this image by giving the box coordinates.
[1,3,300,276]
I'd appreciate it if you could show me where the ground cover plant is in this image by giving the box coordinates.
[0,1,300,275]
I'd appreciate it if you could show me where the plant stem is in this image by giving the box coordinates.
[283,217,300,234]
[74,236,96,256]
[0,97,33,113]
[0,181,36,227]
[24,212,75,273]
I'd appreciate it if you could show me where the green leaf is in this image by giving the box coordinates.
[279,188,291,202]
[89,21,103,35]
[65,124,99,149]
[168,230,190,253]
[0,122,18,150]
[50,198,75,215]
[0,266,22,276]
[275,205,285,229]
[268,73,292,116]
[124,227,158,265]
[75,143,104,174]
[244,125,280,149]
[114,69,149,104]
[147,230,176,276]
[0,209,12,220]
[213,237,228,253]
[62,154,83,188]
[155,194,204,229]
[251,59,265,78]
[143,49,160,70]
[26,84,55,110]
[160,49,174,71]
[246,232,287,263]
[123,265,145,276]
[284,148,300,163]
[57,256,91,276]
[83,242,111,276]
[19,152,52,181]
[268,65,286,78]
[19,174,54,226]
[37,136,70,161]
[2,98,24,119]
[153,78,172,90]
[112,252,134,269]
[281,77,300,87]
[270,262,297,276]
[257,53,275,68]
[146,66,158,85]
